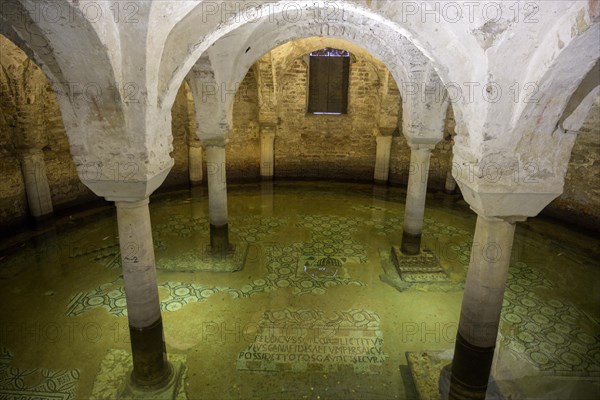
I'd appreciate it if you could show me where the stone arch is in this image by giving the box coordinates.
[157,1,457,126]
[509,23,600,190]
[0,1,125,151]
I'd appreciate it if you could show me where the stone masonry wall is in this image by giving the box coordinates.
[0,33,598,231]
[227,70,260,182]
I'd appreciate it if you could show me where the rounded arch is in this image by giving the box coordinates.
[511,23,599,163]
[511,21,600,143]
[0,1,125,154]
[269,37,390,87]
[157,1,461,122]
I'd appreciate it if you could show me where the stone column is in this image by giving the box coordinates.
[115,198,171,387]
[260,126,275,180]
[449,215,518,400]
[445,168,458,194]
[188,143,203,186]
[445,153,457,194]
[205,143,229,252]
[19,148,53,218]
[260,180,274,217]
[374,135,393,184]
[400,144,434,255]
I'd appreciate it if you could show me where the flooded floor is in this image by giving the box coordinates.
[0,181,599,399]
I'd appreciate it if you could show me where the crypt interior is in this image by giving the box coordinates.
[0,1,599,399]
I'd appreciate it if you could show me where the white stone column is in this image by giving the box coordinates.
[400,144,434,255]
[260,180,274,217]
[205,143,230,251]
[260,126,275,179]
[374,135,393,183]
[445,154,458,194]
[449,215,519,400]
[445,168,458,194]
[115,198,171,387]
[19,148,53,218]
[188,143,203,186]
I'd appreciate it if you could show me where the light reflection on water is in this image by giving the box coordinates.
[0,181,598,399]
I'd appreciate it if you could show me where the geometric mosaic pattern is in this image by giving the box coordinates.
[66,241,368,316]
[296,215,363,237]
[501,261,600,376]
[229,216,290,243]
[89,349,187,400]
[154,214,289,243]
[366,215,471,238]
[154,215,208,238]
[263,242,366,296]
[65,279,235,317]
[157,244,248,273]
[0,347,79,400]
[422,217,471,239]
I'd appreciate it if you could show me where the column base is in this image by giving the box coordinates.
[447,333,496,400]
[129,318,170,387]
[189,179,203,187]
[121,360,186,400]
[260,175,273,181]
[443,187,456,195]
[210,223,231,254]
[374,179,389,185]
[400,232,422,255]
[31,214,55,231]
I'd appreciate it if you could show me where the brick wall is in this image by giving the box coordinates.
[0,33,598,232]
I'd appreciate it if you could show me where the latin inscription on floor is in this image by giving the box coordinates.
[237,309,387,373]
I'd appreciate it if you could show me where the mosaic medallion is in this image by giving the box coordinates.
[0,347,79,400]
[296,215,364,238]
[265,243,366,296]
[237,309,387,374]
[229,216,289,242]
[154,215,208,238]
[66,279,232,317]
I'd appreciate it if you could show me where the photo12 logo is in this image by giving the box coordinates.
[397,1,540,24]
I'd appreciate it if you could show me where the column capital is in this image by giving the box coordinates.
[260,131,276,141]
[201,138,227,148]
[470,212,527,224]
[188,137,202,148]
[100,166,172,203]
[17,147,45,160]
[407,140,436,152]
[114,197,150,209]
[376,135,393,144]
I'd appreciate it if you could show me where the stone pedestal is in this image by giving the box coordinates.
[188,144,203,186]
[19,148,53,218]
[374,135,393,184]
[400,145,434,255]
[260,127,275,180]
[448,215,518,400]
[205,144,230,252]
[115,198,171,388]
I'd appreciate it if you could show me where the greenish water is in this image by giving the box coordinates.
[0,181,598,399]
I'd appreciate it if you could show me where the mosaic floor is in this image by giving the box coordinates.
[0,347,79,399]
[0,182,598,399]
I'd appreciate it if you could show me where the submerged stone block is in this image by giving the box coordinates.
[391,246,450,283]
[90,349,187,400]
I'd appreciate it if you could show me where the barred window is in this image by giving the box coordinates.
[308,48,350,114]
